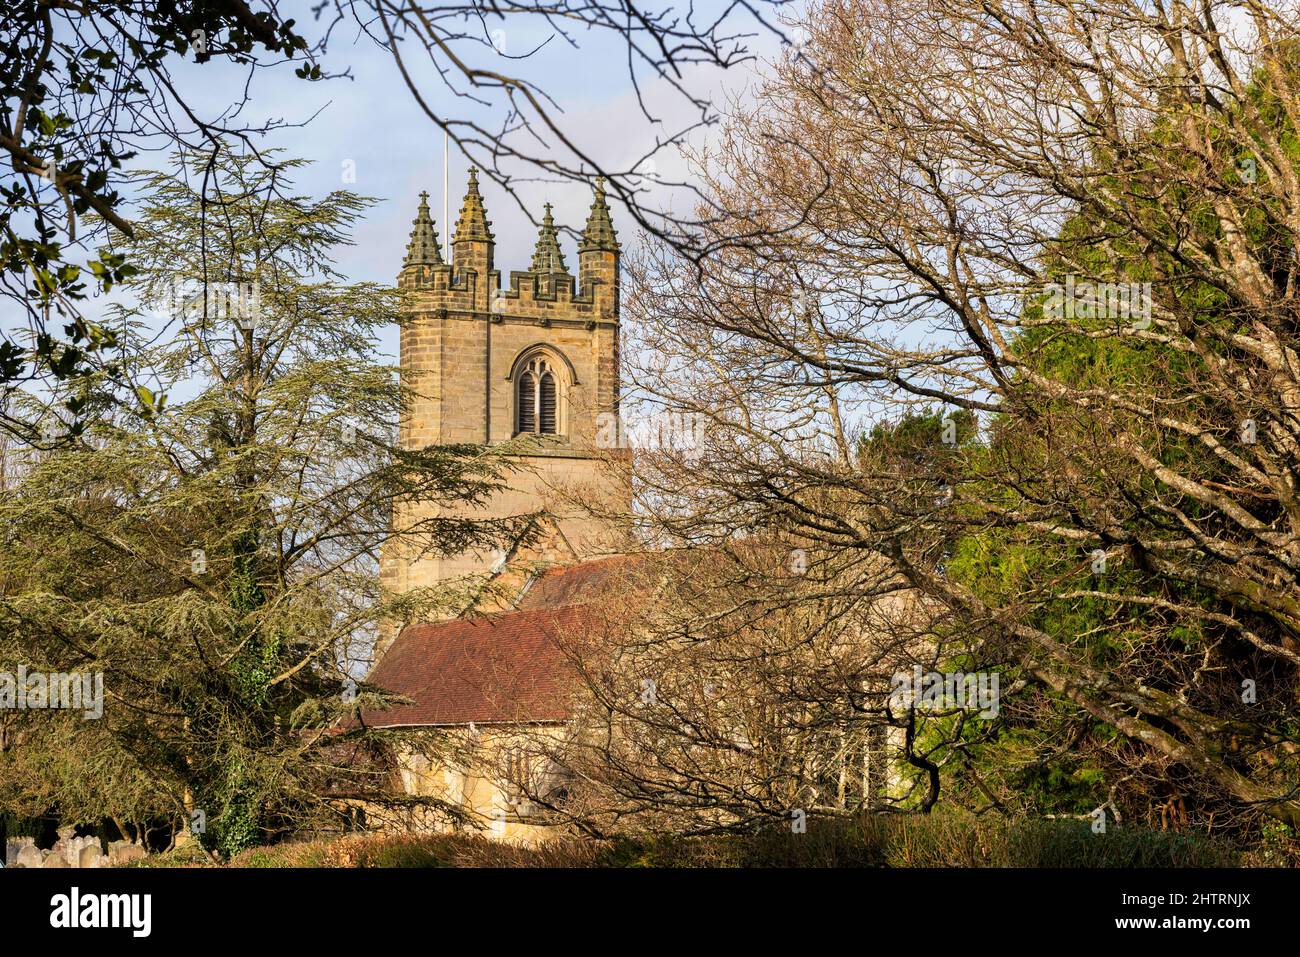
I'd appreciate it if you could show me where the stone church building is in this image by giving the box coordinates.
[361,170,641,841]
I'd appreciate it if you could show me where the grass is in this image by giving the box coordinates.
[126,811,1253,868]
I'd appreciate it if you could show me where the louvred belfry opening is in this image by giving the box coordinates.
[516,355,562,436]
[517,371,536,434]
[539,372,557,434]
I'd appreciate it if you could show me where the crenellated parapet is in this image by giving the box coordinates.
[398,170,621,325]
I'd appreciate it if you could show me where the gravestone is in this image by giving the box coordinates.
[108,841,145,865]
[78,845,106,868]
[6,837,35,866]
[67,835,96,865]
[16,844,42,869]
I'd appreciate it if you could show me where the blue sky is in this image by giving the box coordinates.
[119,1,793,362]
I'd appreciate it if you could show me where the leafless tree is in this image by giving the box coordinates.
[326,0,792,246]
[1,0,791,434]
[601,0,1300,832]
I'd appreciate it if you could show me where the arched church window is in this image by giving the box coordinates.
[515,356,562,436]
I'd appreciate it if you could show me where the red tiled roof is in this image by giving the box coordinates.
[363,604,599,727]
[364,553,656,728]
[513,553,652,610]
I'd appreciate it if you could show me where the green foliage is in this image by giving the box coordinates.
[165,814,1249,868]
[0,2,313,399]
[914,54,1300,831]
[0,146,524,858]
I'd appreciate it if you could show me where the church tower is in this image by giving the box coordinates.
[378,172,628,649]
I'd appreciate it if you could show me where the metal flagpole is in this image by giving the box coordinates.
[443,129,450,261]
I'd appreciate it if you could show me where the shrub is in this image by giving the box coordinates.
[157,811,1249,867]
